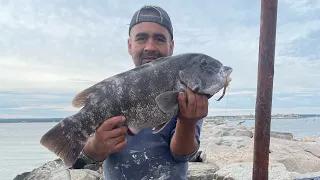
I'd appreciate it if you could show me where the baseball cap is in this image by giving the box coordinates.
[129,5,173,40]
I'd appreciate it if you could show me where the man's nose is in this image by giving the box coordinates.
[144,38,157,51]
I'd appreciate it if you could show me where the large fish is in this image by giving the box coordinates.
[40,53,233,167]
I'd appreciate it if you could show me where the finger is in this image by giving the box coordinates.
[105,126,128,139]
[106,135,126,147]
[109,138,127,154]
[100,116,126,131]
[202,96,208,116]
[188,89,197,116]
[197,94,204,113]
[187,88,196,108]
[204,96,208,111]
[178,92,187,115]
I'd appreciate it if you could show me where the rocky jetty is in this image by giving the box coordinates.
[14,118,320,180]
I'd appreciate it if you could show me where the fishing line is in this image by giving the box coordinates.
[224,85,230,121]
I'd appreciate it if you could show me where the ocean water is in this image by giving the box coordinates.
[227,117,320,139]
[1,117,320,180]
[0,122,59,180]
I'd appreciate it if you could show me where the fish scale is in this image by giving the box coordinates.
[40,52,233,167]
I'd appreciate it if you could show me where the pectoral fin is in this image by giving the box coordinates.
[155,91,180,113]
[152,121,170,134]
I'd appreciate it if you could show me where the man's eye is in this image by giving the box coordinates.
[155,37,165,43]
[136,37,147,41]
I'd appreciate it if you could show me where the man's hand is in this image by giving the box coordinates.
[177,88,208,123]
[83,116,128,162]
[170,88,208,157]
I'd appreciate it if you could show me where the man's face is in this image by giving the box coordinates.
[128,22,174,67]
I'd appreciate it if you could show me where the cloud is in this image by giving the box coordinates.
[208,108,255,116]
[1,0,320,118]
[209,106,320,116]
[3,104,77,112]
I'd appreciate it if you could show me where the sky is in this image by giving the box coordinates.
[0,0,320,118]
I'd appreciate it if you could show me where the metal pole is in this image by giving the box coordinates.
[252,0,278,179]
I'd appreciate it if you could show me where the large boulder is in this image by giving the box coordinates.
[14,159,103,180]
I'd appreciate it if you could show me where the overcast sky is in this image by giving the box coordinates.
[1,0,319,118]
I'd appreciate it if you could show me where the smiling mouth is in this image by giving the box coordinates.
[142,57,158,64]
[143,57,157,60]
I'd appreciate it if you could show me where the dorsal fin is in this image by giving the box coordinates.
[72,87,94,108]
[71,77,111,108]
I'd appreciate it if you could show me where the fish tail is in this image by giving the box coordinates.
[40,113,89,167]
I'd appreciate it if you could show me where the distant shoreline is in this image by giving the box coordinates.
[0,115,319,123]
[0,118,62,123]
[205,114,319,121]
[226,116,305,121]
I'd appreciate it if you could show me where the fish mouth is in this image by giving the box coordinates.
[226,76,232,85]
[216,76,232,101]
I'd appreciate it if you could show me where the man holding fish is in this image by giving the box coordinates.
[40,4,232,180]
[82,5,207,179]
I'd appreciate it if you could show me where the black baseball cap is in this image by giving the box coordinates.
[129,5,173,40]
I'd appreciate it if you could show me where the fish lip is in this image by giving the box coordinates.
[226,76,232,82]
[127,128,135,136]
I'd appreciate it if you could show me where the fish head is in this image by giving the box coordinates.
[178,53,233,98]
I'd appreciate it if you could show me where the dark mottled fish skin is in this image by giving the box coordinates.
[40,53,233,167]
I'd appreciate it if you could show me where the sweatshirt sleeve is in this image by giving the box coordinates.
[169,118,204,163]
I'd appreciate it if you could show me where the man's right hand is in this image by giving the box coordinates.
[82,116,128,162]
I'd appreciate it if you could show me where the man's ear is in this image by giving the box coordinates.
[169,40,174,56]
[128,38,132,55]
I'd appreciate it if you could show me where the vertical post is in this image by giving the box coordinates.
[252,0,278,180]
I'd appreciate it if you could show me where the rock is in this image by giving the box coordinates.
[14,159,103,180]
[69,170,102,180]
[218,136,245,149]
[209,118,228,125]
[278,155,320,174]
[187,162,219,180]
[303,144,320,159]
[213,162,292,180]
[291,171,320,180]
[13,172,30,180]
[189,151,206,162]
[271,131,294,140]
[227,128,253,138]
[295,136,320,143]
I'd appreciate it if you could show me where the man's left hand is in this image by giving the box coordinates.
[177,88,208,123]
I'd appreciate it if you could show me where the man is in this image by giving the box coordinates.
[80,5,208,179]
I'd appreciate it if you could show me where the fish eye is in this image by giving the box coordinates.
[200,59,207,66]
